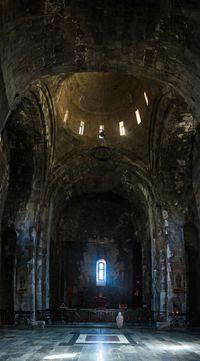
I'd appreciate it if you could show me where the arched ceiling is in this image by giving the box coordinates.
[0,0,199,227]
[44,139,154,223]
[2,68,195,224]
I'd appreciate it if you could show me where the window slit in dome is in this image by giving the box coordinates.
[99,125,105,139]
[144,91,148,105]
[119,121,125,136]
[63,110,69,123]
[79,121,85,135]
[136,109,142,125]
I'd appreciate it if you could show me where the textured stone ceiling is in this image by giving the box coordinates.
[65,72,142,114]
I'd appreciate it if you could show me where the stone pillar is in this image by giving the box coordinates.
[151,237,161,320]
[166,216,186,327]
[35,201,53,321]
[14,226,37,324]
[36,252,43,311]
[149,204,167,322]
[159,248,167,317]
[45,206,52,310]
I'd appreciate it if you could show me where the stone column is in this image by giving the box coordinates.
[44,201,53,310]
[159,248,167,317]
[166,216,186,326]
[35,201,53,320]
[14,226,37,324]
[149,204,167,322]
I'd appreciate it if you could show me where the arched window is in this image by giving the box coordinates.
[96,259,106,286]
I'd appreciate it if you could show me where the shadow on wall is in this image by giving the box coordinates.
[1,225,16,323]
[184,223,200,326]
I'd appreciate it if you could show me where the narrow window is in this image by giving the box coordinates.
[144,91,149,105]
[135,109,142,125]
[79,121,85,135]
[119,121,125,136]
[63,110,69,123]
[96,259,106,286]
[99,125,105,139]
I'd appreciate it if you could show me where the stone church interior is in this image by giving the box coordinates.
[0,0,200,360]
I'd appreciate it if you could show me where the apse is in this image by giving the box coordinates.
[50,192,143,317]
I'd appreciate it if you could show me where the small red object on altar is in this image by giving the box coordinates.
[119,304,127,309]
[95,295,107,309]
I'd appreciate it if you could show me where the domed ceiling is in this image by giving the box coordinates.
[56,72,151,146]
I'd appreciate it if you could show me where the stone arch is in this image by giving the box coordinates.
[1,82,55,321]
[34,146,166,320]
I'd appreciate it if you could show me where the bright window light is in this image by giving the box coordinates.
[144,91,149,105]
[63,110,69,123]
[99,125,104,139]
[44,353,77,360]
[79,121,85,135]
[98,262,104,280]
[135,109,142,125]
[96,259,106,286]
[119,121,125,136]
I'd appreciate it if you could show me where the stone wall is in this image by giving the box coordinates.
[0,135,9,320]
[0,65,9,131]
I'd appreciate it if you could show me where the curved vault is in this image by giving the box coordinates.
[56,72,151,146]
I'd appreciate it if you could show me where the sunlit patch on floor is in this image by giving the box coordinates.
[149,343,193,352]
[43,353,77,360]
[76,334,129,344]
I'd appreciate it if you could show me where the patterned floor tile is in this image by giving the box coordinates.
[0,326,200,360]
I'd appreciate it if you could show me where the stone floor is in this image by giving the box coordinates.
[0,326,200,361]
